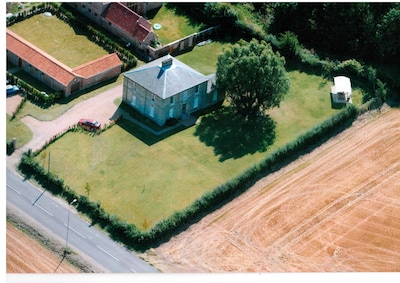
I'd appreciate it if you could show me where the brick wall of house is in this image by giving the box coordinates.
[79,65,121,91]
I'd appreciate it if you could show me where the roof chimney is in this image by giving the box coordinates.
[161,58,173,69]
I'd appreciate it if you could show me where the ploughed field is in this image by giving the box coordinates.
[143,108,400,272]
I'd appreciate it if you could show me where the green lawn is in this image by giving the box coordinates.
[8,10,361,232]
[34,69,342,231]
[177,41,227,75]
[8,14,108,68]
[149,4,204,44]
[11,75,124,122]
[6,114,33,147]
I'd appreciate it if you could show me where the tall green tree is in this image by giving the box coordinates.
[376,7,400,64]
[216,39,290,120]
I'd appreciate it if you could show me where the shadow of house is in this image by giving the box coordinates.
[109,101,193,146]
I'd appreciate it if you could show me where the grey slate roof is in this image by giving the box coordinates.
[124,55,210,99]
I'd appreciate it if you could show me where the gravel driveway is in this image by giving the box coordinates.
[7,84,124,168]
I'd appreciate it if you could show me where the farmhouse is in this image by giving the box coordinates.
[331,76,352,104]
[69,2,158,58]
[6,28,122,97]
[122,55,223,126]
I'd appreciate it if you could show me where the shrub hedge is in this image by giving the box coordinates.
[11,2,382,251]
[17,104,358,251]
[6,2,137,106]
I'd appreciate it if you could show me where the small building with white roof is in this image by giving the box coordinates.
[331,76,352,105]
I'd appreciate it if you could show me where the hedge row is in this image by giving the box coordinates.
[18,104,358,251]
[7,72,63,107]
[6,2,137,105]
[273,31,390,106]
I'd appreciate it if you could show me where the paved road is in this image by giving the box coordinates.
[6,84,159,273]
[6,168,158,273]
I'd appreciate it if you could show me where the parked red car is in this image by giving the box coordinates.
[78,118,101,131]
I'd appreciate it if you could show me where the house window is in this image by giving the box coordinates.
[149,106,155,118]
[169,108,174,118]
[152,94,155,102]
[88,8,91,13]
[131,95,136,107]
[195,85,199,94]
[183,91,188,101]
[212,91,217,102]
[131,84,137,93]
[170,96,174,105]
[194,97,199,108]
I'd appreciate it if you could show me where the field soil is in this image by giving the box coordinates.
[6,222,79,273]
[6,205,102,273]
[142,107,400,272]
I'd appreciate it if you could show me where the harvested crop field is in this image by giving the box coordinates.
[6,222,79,273]
[6,205,102,273]
[143,107,400,272]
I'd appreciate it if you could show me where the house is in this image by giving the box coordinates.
[331,76,352,104]
[69,2,158,58]
[122,55,223,126]
[6,28,122,97]
[123,2,162,17]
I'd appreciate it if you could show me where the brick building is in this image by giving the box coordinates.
[6,29,122,97]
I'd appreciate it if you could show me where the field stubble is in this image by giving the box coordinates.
[142,107,400,272]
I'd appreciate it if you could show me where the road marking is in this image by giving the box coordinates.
[64,223,86,239]
[33,203,53,216]
[7,184,22,195]
[96,245,120,262]
[130,268,137,273]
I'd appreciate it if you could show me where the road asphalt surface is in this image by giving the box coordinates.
[6,84,159,273]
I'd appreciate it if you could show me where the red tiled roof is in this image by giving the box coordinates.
[103,2,152,42]
[72,53,121,78]
[6,29,75,86]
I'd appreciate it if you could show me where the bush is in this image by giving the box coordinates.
[278,31,302,59]
[335,59,364,77]
[7,140,15,155]
[165,118,178,126]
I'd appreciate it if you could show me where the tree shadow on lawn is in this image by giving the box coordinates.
[194,106,276,162]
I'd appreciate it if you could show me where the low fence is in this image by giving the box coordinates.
[148,26,219,59]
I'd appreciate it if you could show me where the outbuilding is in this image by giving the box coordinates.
[331,76,352,105]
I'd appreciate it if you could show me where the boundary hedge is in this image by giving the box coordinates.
[6,2,137,106]
[18,104,358,251]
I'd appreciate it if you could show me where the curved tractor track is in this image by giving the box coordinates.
[143,108,400,272]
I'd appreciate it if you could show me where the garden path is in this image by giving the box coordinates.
[6,83,198,170]
[6,84,123,169]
